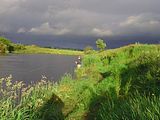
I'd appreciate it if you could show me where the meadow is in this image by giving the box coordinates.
[0,44,160,120]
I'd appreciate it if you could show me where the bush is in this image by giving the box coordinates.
[84,46,93,54]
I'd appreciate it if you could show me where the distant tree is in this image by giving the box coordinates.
[84,46,93,54]
[0,37,15,53]
[96,39,106,51]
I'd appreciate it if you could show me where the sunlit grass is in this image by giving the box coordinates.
[14,45,83,55]
[96,92,160,120]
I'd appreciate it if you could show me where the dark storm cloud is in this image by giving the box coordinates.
[0,0,160,37]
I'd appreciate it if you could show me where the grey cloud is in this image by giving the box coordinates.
[29,22,71,35]
[117,14,160,35]
[0,0,160,37]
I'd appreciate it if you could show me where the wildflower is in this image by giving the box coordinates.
[6,75,12,87]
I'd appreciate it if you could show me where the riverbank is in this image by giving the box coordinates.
[0,37,83,55]
[13,45,83,55]
[0,44,160,120]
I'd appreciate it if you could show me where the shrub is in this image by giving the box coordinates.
[84,46,94,54]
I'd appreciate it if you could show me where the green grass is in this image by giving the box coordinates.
[0,44,160,120]
[95,92,160,120]
[14,45,83,55]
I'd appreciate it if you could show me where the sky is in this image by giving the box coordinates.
[0,0,160,46]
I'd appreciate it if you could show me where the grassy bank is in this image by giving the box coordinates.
[0,44,160,120]
[14,45,83,55]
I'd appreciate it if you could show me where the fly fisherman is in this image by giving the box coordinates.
[75,56,82,68]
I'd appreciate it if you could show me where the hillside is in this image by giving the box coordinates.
[0,44,160,120]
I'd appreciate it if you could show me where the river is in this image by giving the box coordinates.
[0,54,77,84]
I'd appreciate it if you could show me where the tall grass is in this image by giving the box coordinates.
[96,92,160,120]
[0,75,60,120]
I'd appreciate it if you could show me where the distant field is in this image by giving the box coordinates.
[14,45,83,55]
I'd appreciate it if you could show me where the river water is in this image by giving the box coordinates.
[0,54,77,84]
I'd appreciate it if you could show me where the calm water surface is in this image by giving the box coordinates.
[0,54,77,84]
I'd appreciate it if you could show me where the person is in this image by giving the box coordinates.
[75,56,82,68]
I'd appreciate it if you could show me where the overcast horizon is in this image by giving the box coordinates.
[0,0,160,48]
